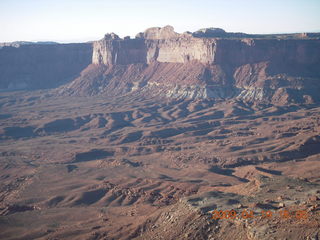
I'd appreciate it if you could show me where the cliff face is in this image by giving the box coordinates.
[92,38,147,65]
[92,26,320,68]
[92,33,215,65]
[76,26,320,104]
[0,43,92,90]
[215,39,319,64]
[2,26,320,105]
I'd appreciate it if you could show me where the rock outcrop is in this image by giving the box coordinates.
[1,26,320,104]
[0,43,92,90]
[192,27,227,38]
[92,26,320,67]
[68,26,320,104]
[136,25,180,40]
[93,26,214,65]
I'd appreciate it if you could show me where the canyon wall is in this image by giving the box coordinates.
[92,27,215,65]
[0,43,92,90]
[92,26,320,70]
[85,26,320,104]
[1,25,320,104]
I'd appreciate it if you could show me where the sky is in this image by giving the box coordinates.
[1,0,320,43]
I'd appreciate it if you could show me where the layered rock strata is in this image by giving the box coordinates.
[0,43,92,90]
[1,25,320,104]
[75,26,320,104]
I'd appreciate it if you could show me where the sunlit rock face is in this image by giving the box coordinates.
[92,25,320,67]
[1,26,320,104]
[87,26,320,104]
[92,26,215,65]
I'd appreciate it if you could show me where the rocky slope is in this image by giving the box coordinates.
[1,26,320,104]
[0,43,92,90]
[60,26,320,105]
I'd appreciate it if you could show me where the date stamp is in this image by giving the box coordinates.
[211,209,309,220]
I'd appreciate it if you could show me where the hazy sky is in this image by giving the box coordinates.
[1,0,320,42]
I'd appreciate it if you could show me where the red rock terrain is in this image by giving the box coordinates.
[57,26,320,106]
[0,43,92,90]
[0,26,319,239]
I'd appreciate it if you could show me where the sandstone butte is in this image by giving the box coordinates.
[1,25,320,104]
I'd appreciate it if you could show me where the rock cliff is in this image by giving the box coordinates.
[92,26,214,65]
[92,26,320,67]
[0,43,92,90]
[69,26,320,104]
[1,26,320,105]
